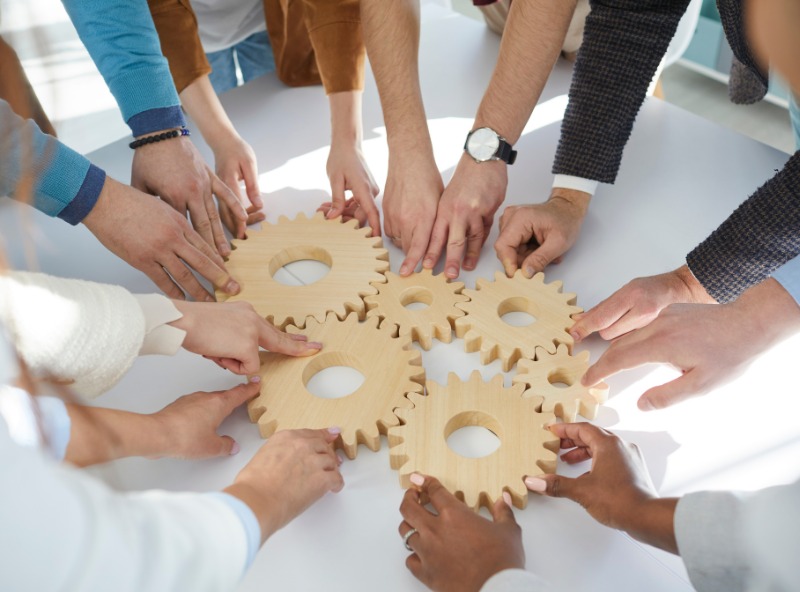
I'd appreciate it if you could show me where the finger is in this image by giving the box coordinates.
[570,296,631,343]
[146,263,186,300]
[548,422,612,452]
[399,487,432,528]
[258,322,322,360]
[218,200,239,237]
[242,158,263,210]
[328,175,346,220]
[353,183,381,237]
[177,239,239,297]
[399,226,431,277]
[638,373,699,412]
[520,240,563,278]
[216,357,246,373]
[581,334,660,387]
[494,231,525,277]
[462,221,485,271]
[215,434,241,457]
[161,255,216,302]
[560,447,592,464]
[442,220,467,279]
[490,493,518,524]
[217,378,262,415]
[186,197,216,253]
[212,172,247,239]
[418,475,458,514]
[422,217,448,272]
[524,473,580,501]
[203,185,232,258]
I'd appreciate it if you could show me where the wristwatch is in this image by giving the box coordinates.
[464,127,517,164]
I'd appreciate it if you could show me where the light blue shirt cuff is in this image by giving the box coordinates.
[206,492,261,571]
[772,255,800,306]
[36,396,72,460]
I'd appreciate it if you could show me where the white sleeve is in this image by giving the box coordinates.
[481,568,553,591]
[0,272,185,398]
[0,415,249,592]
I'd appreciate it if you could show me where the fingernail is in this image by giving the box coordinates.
[399,265,409,276]
[524,477,547,492]
[226,280,240,295]
[307,341,323,349]
[569,330,581,342]
[525,266,534,278]
[328,426,342,435]
[464,258,475,270]
[221,245,231,257]
[502,491,513,507]
[423,257,434,268]
[249,375,261,383]
[230,441,241,455]
[446,265,458,278]
[205,295,215,303]
[336,453,344,465]
[409,473,424,487]
[639,398,655,412]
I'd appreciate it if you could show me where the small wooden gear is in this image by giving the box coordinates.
[388,371,559,511]
[513,344,609,421]
[250,312,425,459]
[363,269,470,350]
[218,212,389,328]
[454,270,582,371]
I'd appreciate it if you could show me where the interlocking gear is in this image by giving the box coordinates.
[454,270,582,371]
[513,344,609,421]
[364,269,470,350]
[389,371,559,510]
[250,312,425,459]
[218,212,389,328]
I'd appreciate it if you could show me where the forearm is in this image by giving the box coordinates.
[64,404,167,466]
[179,75,239,151]
[729,277,800,345]
[623,497,679,554]
[473,0,576,144]
[329,90,363,149]
[361,0,432,157]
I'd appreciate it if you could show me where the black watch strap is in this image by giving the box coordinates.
[497,141,517,165]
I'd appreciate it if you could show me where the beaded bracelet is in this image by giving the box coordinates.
[129,127,190,149]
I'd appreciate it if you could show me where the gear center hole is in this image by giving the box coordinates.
[445,411,503,458]
[548,370,572,389]
[269,246,332,286]
[498,297,538,327]
[400,287,434,311]
[303,352,364,399]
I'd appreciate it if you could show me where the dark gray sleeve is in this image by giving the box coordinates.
[686,151,800,303]
[552,0,690,183]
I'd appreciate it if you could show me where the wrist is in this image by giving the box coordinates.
[623,497,679,553]
[223,481,282,544]
[329,91,363,148]
[674,264,715,304]
[548,187,591,216]
[81,175,116,233]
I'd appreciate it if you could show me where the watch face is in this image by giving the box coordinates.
[466,127,500,162]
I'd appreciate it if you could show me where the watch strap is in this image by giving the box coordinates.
[497,141,517,165]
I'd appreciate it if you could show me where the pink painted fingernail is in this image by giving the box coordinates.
[409,473,425,487]
[524,477,547,492]
[400,265,409,276]
[502,491,513,507]
[336,453,344,465]
[249,375,261,383]
[230,441,241,455]
[446,265,458,278]
[328,426,342,435]
[570,330,581,342]
[307,341,323,349]
[423,257,434,268]
[226,280,240,294]
[525,266,534,278]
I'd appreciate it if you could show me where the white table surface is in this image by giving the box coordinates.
[2,6,800,591]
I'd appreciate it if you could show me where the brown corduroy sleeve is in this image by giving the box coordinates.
[147,0,211,93]
[263,0,364,94]
[0,36,56,136]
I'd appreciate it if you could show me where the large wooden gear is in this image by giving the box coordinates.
[513,344,609,421]
[250,312,425,459]
[363,269,469,350]
[388,371,559,511]
[218,212,389,328]
[454,270,582,371]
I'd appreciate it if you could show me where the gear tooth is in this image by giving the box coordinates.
[390,450,410,470]
[358,425,382,451]
[462,329,483,352]
[408,390,428,406]
[462,489,481,511]
[507,483,528,509]
[277,214,291,224]
[248,399,267,422]
[488,372,503,387]
[257,418,278,438]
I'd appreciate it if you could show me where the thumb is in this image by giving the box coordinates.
[490,493,518,524]
[216,434,241,457]
[521,241,563,278]
[328,175,346,219]
[260,324,322,357]
[638,374,696,411]
[219,378,262,415]
[524,473,581,502]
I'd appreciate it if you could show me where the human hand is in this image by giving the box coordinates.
[570,265,715,343]
[320,143,380,235]
[150,378,262,459]
[382,152,444,276]
[171,300,322,374]
[425,154,507,279]
[82,177,240,301]
[212,131,266,233]
[131,134,247,255]
[524,423,678,553]
[224,427,345,542]
[494,189,590,278]
[398,474,524,592]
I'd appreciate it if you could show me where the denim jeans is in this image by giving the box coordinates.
[206,30,275,94]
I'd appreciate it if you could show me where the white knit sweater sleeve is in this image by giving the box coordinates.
[0,271,145,398]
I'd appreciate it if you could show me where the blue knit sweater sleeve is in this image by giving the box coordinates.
[0,100,105,224]
[60,0,186,136]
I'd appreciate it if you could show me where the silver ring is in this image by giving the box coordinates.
[403,527,419,551]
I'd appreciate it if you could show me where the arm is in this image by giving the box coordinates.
[361,0,443,274]
[495,0,690,277]
[432,0,577,279]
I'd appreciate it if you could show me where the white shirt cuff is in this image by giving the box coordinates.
[771,255,800,306]
[552,174,598,196]
[207,492,262,571]
[134,294,185,356]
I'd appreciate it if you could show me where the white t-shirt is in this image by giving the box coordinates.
[191,0,267,54]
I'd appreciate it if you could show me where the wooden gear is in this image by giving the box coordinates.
[250,312,425,459]
[454,270,582,371]
[217,212,389,328]
[513,345,609,421]
[364,269,470,350]
[389,371,559,511]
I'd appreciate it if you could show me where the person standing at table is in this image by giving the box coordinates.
[147,0,382,236]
